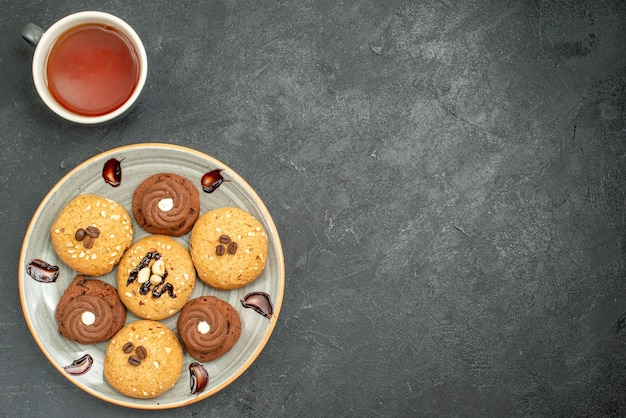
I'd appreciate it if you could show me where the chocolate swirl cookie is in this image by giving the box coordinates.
[56,275,127,344]
[177,296,241,362]
[132,173,200,236]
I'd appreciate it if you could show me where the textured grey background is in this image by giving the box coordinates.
[1,0,625,416]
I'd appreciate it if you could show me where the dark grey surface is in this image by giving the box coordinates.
[1,0,625,416]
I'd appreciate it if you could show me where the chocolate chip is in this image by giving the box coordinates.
[216,244,225,256]
[63,354,94,376]
[219,235,231,244]
[201,169,224,193]
[136,345,147,359]
[128,355,141,366]
[241,291,274,318]
[75,228,86,241]
[83,236,94,249]
[189,362,209,394]
[26,259,59,283]
[85,226,100,238]
[122,342,134,353]
[228,241,238,254]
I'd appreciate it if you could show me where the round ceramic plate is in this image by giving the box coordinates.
[18,143,284,409]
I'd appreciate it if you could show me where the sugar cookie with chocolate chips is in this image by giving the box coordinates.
[50,194,133,276]
[117,235,196,320]
[190,207,268,290]
[104,320,183,399]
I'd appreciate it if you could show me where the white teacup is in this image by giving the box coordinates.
[22,11,148,125]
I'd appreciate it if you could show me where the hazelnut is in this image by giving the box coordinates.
[137,267,151,284]
[152,258,165,276]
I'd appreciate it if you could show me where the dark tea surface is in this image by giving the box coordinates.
[46,24,139,116]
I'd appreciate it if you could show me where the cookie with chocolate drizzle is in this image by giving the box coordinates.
[117,235,196,320]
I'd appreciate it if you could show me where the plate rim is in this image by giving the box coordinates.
[18,143,285,409]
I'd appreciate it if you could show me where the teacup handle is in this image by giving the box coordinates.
[22,23,44,47]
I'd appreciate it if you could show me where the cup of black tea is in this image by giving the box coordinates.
[22,11,147,125]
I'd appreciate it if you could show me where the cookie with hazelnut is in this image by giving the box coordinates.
[116,235,196,320]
